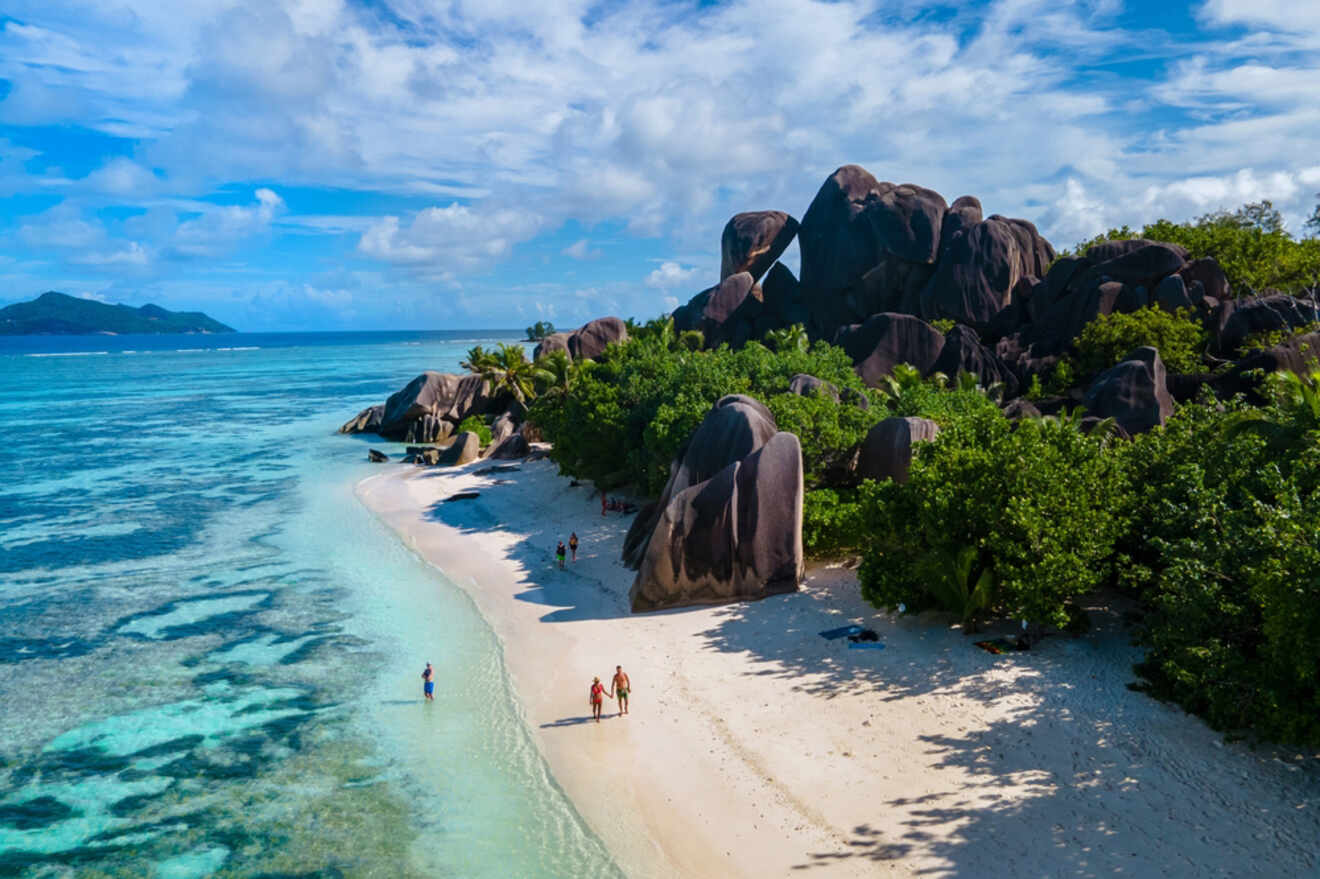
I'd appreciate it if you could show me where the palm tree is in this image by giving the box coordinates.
[1225,369,1320,451]
[474,343,541,405]
[876,363,934,404]
[534,349,577,396]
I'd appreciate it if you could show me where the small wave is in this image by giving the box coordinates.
[216,346,260,351]
[174,348,205,353]
[25,351,111,357]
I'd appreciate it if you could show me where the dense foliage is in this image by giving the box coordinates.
[858,409,1123,629]
[457,414,492,445]
[1069,201,1320,295]
[1073,306,1207,375]
[528,325,871,495]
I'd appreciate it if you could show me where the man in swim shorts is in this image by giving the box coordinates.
[590,676,609,722]
[422,662,434,701]
[556,540,567,569]
[610,665,630,716]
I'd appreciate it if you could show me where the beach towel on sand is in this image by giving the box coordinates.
[819,625,861,640]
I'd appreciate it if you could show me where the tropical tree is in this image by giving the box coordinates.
[525,320,556,341]
[764,323,809,353]
[472,342,541,405]
[1224,369,1320,451]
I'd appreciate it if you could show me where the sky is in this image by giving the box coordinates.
[1,0,1318,332]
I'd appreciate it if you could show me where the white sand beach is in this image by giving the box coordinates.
[358,458,1320,878]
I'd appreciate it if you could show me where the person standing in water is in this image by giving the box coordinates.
[610,665,630,716]
[555,540,567,569]
[421,662,435,702]
[589,676,610,722]
[569,532,579,562]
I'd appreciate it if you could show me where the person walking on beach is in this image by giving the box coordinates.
[601,490,607,517]
[610,665,630,716]
[589,676,610,723]
[569,532,579,562]
[422,662,435,702]
[556,540,567,569]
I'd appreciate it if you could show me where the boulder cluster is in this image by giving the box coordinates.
[623,395,804,611]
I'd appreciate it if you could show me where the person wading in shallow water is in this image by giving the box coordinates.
[610,665,631,716]
[589,676,610,722]
[422,662,435,701]
[569,532,579,562]
[555,540,567,569]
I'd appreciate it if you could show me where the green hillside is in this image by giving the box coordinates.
[0,291,235,335]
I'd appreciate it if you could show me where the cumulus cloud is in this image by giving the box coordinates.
[562,238,600,260]
[170,188,284,257]
[644,261,700,291]
[357,202,544,272]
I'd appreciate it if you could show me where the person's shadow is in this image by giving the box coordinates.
[539,714,616,727]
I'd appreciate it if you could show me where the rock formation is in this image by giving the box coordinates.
[437,431,482,466]
[720,211,799,283]
[833,313,946,386]
[855,417,940,483]
[625,395,804,611]
[534,317,630,361]
[1083,346,1174,435]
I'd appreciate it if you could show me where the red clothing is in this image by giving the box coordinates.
[590,682,606,704]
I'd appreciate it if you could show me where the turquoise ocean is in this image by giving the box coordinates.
[0,332,621,878]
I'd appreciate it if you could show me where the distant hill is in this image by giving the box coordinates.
[0,291,236,335]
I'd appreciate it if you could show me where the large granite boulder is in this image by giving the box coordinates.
[1084,238,1189,265]
[798,164,892,296]
[437,431,482,466]
[340,404,384,434]
[834,312,946,386]
[489,433,530,459]
[403,413,454,444]
[567,316,629,361]
[939,195,983,254]
[1154,274,1196,313]
[1179,257,1230,301]
[760,262,805,328]
[623,395,780,569]
[917,217,1029,328]
[930,324,1020,396]
[672,273,761,348]
[1210,294,1320,355]
[720,211,800,283]
[1086,242,1186,290]
[871,184,947,265]
[1083,346,1173,435]
[855,417,940,483]
[787,373,840,401]
[630,429,804,612]
[380,372,491,440]
[532,332,571,360]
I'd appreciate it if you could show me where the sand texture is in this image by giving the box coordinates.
[358,458,1320,878]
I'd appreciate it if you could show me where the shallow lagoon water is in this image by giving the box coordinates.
[0,332,621,877]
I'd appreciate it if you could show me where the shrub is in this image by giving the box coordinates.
[457,415,492,446]
[802,487,867,556]
[1074,307,1206,375]
[859,408,1124,629]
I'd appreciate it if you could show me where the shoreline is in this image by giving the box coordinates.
[357,457,1320,878]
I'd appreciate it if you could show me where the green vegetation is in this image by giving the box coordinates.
[457,415,493,445]
[524,320,556,340]
[0,290,235,335]
[1069,200,1320,296]
[1074,306,1207,375]
[463,342,541,405]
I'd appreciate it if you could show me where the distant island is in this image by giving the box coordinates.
[0,291,236,335]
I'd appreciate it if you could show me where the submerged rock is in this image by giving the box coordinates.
[367,449,389,463]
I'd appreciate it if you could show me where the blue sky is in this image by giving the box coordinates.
[1,0,1318,331]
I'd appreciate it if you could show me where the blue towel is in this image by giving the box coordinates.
[847,641,885,650]
[819,625,862,640]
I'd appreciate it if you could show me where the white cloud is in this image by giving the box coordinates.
[357,202,543,271]
[562,238,599,260]
[644,260,700,291]
[170,188,285,257]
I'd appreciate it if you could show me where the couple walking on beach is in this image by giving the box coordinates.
[556,532,579,568]
[589,665,630,723]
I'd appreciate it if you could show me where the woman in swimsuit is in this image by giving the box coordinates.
[568,532,579,562]
[589,676,610,722]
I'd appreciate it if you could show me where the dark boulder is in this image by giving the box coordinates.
[489,433,530,460]
[787,373,840,401]
[720,212,800,283]
[340,404,385,435]
[1154,274,1195,313]
[994,215,1055,280]
[630,430,803,612]
[833,313,946,387]
[1179,257,1230,301]
[488,410,518,450]
[760,262,804,325]
[1087,242,1187,290]
[673,273,761,348]
[1211,294,1320,355]
[623,395,779,570]
[917,217,1026,328]
[798,164,891,296]
[567,316,629,361]
[380,372,491,440]
[855,417,940,483]
[939,195,983,254]
[1083,346,1173,435]
[403,413,455,444]
[532,332,571,360]
[931,324,1019,397]
[437,431,482,466]
[871,184,947,265]
[367,449,389,463]
[1030,256,1088,323]
[1084,238,1189,265]
[1001,399,1041,420]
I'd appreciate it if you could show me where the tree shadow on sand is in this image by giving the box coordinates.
[421,482,637,622]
